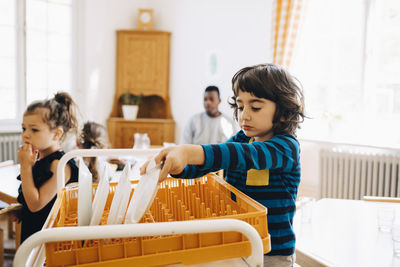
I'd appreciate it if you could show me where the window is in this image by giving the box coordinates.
[291,0,400,148]
[0,0,18,122]
[0,0,75,131]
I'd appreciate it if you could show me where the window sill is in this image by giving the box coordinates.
[0,120,21,133]
[299,136,400,152]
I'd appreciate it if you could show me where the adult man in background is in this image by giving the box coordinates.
[180,85,235,145]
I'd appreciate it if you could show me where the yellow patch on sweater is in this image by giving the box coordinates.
[246,137,269,186]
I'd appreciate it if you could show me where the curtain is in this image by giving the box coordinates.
[271,0,306,68]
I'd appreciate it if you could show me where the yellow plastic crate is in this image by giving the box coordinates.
[44,173,270,266]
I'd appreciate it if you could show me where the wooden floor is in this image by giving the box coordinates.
[1,215,15,267]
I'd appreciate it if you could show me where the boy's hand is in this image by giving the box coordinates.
[18,143,38,167]
[140,145,205,183]
[140,146,189,183]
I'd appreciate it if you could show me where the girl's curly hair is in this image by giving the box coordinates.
[24,92,79,141]
[229,63,305,136]
[78,121,110,183]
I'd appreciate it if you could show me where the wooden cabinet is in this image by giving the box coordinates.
[107,30,175,147]
[108,118,174,148]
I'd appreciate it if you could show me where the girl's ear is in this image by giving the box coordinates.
[53,127,64,141]
[280,117,286,122]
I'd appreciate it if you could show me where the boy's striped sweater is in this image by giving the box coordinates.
[174,130,300,256]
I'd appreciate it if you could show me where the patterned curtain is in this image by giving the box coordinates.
[271,0,306,68]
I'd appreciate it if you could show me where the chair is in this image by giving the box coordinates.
[0,161,21,257]
[362,196,400,203]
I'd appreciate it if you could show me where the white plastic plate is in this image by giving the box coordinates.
[90,163,110,225]
[77,157,93,226]
[125,159,161,223]
[107,164,132,224]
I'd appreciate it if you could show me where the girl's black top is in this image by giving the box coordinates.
[17,151,78,243]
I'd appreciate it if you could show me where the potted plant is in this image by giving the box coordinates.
[119,90,143,120]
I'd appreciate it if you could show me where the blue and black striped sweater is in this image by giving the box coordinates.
[175,130,300,256]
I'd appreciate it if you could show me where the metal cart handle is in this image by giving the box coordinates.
[56,148,161,192]
[14,219,264,267]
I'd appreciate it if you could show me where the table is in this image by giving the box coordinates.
[0,164,20,204]
[294,198,400,267]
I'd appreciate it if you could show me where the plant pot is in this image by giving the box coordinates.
[122,105,139,120]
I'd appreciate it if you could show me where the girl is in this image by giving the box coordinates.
[76,121,126,182]
[141,63,305,267]
[77,121,110,183]
[17,92,80,243]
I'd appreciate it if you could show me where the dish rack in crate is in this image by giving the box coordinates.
[14,149,270,267]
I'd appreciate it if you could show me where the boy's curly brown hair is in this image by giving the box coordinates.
[229,63,305,136]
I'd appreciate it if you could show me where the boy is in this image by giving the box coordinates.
[142,63,305,266]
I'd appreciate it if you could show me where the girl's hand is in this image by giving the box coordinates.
[18,144,38,168]
[140,145,204,183]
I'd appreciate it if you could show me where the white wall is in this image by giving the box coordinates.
[75,0,149,124]
[298,140,322,199]
[77,0,272,142]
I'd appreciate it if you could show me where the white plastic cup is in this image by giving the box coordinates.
[392,225,400,257]
[377,207,395,232]
[299,197,315,223]
[133,133,150,149]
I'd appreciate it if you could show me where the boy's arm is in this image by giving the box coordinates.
[201,134,300,172]
[142,132,301,181]
[141,134,240,182]
[176,134,239,178]
[142,134,299,183]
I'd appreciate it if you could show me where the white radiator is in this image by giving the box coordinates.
[320,148,400,200]
[0,133,22,163]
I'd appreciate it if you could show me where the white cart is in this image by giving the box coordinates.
[14,149,266,267]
